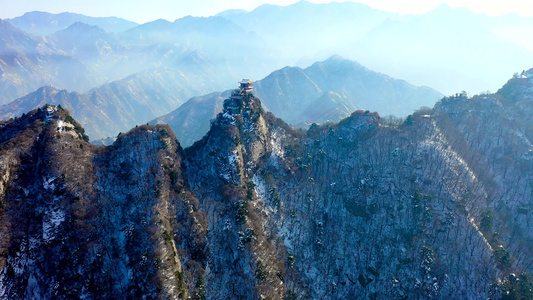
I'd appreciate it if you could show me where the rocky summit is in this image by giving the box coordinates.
[1,72,533,299]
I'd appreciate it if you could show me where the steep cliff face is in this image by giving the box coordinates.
[0,106,97,298]
[181,90,532,298]
[0,106,201,299]
[260,110,498,298]
[1,75,533,299]
[184,95,300,299]
[181,91,528,299]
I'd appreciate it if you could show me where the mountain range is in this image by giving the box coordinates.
[5,11,138,35]
[0,66,231,141]
[0,55,441,144]
[0,19,103,105]
[2,1,533,107]
[152,55,443,147]
[220,1,533,95]
[2,3,533,299]
[0,70,532,298]
[345,4,533,95]
[0,13,274,105]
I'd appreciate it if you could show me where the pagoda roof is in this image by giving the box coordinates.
[240,79,253,84]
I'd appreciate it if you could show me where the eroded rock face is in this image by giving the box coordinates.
[1,80,533,299]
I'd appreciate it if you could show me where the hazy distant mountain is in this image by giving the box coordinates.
[0,19,103,104]
[46,22,138,80]
[219,0,392,63]
[151,92,228,148]
[255,55,443,125]
[47,20,196,83]
[119,16,277,81]
[87,67,229,126]
[46,16,276,93]
[0,66,231,140]
[345,4,533,95]
[152,56,442,148]
[219,1,533,95]
[1,14,265,105]
[0,13,277,106]
[49,22,123,60]
[5,11,138,35]
[4,2,531,105]
[484,13,533,54]
[0,86,110,139]
[3,2,533,131]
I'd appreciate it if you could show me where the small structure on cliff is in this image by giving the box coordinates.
[226,79,254,114]
[230,79,254,100]
[239,79,254,95]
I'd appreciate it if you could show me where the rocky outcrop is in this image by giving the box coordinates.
[184,95,294,299]
[0,106,198,298]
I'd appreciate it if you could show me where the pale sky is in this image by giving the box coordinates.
[0,0,532,23]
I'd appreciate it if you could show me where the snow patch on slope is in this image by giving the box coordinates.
[425,120,493,251]
[43,208,65,243]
